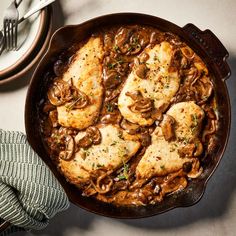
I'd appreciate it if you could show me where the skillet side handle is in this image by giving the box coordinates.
[183,23,231,81]
[0,220,11,233]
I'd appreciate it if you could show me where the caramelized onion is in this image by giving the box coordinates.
[202,119,217,142]
[181,47,195,60]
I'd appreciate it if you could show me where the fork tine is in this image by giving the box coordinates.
[11,20,14,50]
[14,20,18,50]
[6,20,11,50]
[6,20,10,51]
[3,20,8,50]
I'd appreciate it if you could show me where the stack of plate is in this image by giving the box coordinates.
[0,0,52,85]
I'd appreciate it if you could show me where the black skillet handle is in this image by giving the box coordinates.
[183,23,231,81]
[0,220,11,234]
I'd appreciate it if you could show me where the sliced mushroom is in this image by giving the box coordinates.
[59,135,75,161]
[193,139,203,156]
[136,30,149,47]
[77,135,93,148]
[103,70,122,89]
[187,159,203,178]
[120,119,140,134]
[101,113,122,124]
[178,143,195,157]
[114,27,132,54]
[126,90,154,115]
[134,63,148,79]
[77,126,102,148]
[66,89,90,110]
[49,110,58,127]
[182,162,192,173]
[161,114,176,141]
[139,52,150,63]
[139,133,151,147]
[47,79,72,106]
[128,98,153,113]
[86,126,102,145]
[125,90,142,101]
[128,43,142,55]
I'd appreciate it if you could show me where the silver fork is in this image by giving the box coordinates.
[3,0,22,51]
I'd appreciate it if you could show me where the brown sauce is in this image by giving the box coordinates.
[39,25,218,206]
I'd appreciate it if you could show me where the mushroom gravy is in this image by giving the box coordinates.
[39,25,218,206]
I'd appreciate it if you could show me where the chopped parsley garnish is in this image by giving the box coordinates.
[97,163,104,168]
[92,163,95,169]
[114,45,120,53]
[111,141,118,146]
[116,161,129,180]
[190,114,198,133]
[107,62,116,70]
[117,175,127,180]
[160,165,165,170]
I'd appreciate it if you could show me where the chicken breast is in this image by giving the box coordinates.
[136,101,205,179]
[118,41,180,126]
[57,37,104,129]
[59,124,140,184]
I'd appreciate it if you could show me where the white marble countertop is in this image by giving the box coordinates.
[1,0,236,235]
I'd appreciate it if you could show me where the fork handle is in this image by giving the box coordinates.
[20,0,55,22]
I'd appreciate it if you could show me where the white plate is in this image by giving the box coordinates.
[0,0,42,74]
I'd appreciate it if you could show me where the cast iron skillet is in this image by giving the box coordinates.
[25,13,231,218]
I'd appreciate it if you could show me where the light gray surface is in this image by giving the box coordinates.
[0,0,236,235]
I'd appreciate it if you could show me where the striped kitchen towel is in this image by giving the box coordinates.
[0,130,70,235]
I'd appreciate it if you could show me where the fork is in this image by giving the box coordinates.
[3,0,22,51]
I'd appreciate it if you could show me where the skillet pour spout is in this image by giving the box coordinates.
[25,13,231,218]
